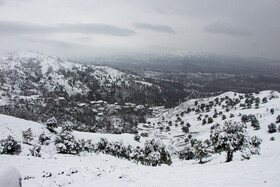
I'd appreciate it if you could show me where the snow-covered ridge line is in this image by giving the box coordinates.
[175,90,280,112]
[0,51,153,97]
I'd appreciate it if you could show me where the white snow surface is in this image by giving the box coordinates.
[0,164,22,187]
[1,90,280,186]
[0,51,147,97]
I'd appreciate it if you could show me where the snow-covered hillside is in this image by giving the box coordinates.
[1,90,280,186]
[0,51,150,99]
[138,90,280,150]
[0,51,166,134]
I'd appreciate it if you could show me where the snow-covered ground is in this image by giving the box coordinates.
[1,90,280,186]
[1,149,280,187]
[0,51,148,99]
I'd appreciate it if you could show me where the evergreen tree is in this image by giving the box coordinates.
[0,136,21,155]
[210,121,247,162]
[276,115,280,123]
[178,147,195,160]
[241,136,262,160]
[202,118,207,125]
[134,134,141,142]
[62,121,75,131]
[207,117,213,124]
[268,123,277,133]
[194,140,211,163]
[251,118,260,130]
[262,97,267,103]
[241,115,249,123]
[55,131,80,154]
[39,132,50,145]
[255,97,260,105]
[182,126,189,133]
[46,117,58,133]
[29,145,41,157]
[213,113,218,118]
[22,128,33,144]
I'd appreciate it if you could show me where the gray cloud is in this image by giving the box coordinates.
[0,21,135,36]
[155,8,167,15]
[0,0,8,5]
[133,22,175,33]
[58,23,135,36]
[75,36,93,43]
[202,22,251,36]
[0,21,52,34]
[0,0,280,60]
[0,0,29,6]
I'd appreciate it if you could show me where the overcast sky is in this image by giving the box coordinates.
[0,0,280,60]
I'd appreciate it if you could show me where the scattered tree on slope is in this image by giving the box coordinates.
[210,121,247,162]
[194,140,212,163]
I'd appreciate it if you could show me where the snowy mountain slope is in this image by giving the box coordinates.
[0,51,150,98]
[0,51,191,111]
[0,51,169,133]
[0,114,143,153]
[1,90,280,186]
[137,90,280,152]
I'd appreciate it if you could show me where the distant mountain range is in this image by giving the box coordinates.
[86,53,280,74]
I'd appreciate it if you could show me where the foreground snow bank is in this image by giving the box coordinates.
[0,153,280,187]
[0,164,21,187]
